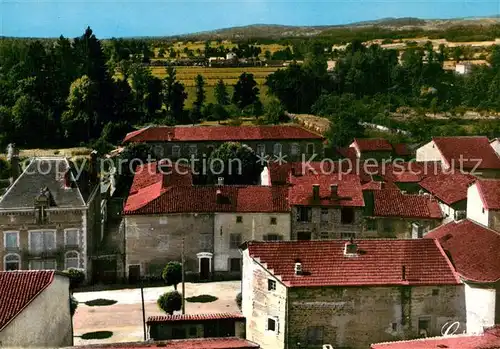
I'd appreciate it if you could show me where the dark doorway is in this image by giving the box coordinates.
[200,258,210,280]
[128,265,141,284]
[297,231,312,241]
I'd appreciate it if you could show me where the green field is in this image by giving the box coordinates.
[151,66,279,107]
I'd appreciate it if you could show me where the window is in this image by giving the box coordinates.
[171,328,187,339]
[297,207,312,222]
[29,231,56,253]
[36,206,48,224]
[320,231,329,240]
[229,258,241,272]
[4,254,20,271]
[320,208,329,222]
[267,279,276,291]
[65,251,79,269]
[188,145,197,156]
[4,231,19,249]
[273,143,282,156]
[306,326,324,345]
[306,143,315,155]
[340,207,355,224]
[263,234,283,241]
[418,318,431,337]
[392,323,398,331]
[267,317,278,332]
[291,143,299,156]
[229,233,242,249]
[270,217,277,225]
[257,144,266,155]
[188,327,197,337]
[159,217,168,225]
[341,232,355,240]
[236,216,243,223]
[200,233,212,250]
[172,146,181,157]
[432,289,439,296]
[383,220,393,233]
[297,231,311,241]
[366,219,377,231]
[482,207,485,214]
[29,259,56,270]
[64,229,79,247]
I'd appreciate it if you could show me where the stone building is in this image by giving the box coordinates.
[364,189,443,239]
[0,270,72,347]
[0,156,101,280]
[288,173,365,241]
[426,219,500,335]
[241,239,465,349]
[415,136,500,178]
[466,179,500,232]
[122,125,325,161]
[123,162,290,281]
[418,172,476,224]
[147,313,245,341]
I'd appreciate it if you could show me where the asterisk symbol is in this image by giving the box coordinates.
[273,152,288,165]
[256,152,269,166]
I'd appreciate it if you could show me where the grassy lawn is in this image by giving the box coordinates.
[184,84,272,108]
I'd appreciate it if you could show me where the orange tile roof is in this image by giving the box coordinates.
[419,172,476,205]
[433,136,500,170]
[373,190,442,219]
[0,271,55,330]
[147,313,244,323]
[246,239,460,287]
[476,179,500,210]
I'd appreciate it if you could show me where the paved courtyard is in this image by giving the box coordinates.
[72,281,241,345]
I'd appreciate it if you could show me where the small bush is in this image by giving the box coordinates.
[63,268,85,289]
[236,292,242,310]
[162,261,182,290]
[185,294,218,303]
[84,298,118,307]
[158,291,182,315]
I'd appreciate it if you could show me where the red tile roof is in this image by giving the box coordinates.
[425,219,500,283]
[245,239,460,287]
[336,147,358,161]
[475,179,500,210]
[433,136,500,170]
[371,325,500,348]
[352,138,393,152]
[288,173,364,207]
[72,338,259,349]
[123,125,323,143]
[147,313,244,324]
[124,185,290,215]
[393,143,411,157]
[0,271,55,330]
[419,172,476,205]
[373,190,442,219]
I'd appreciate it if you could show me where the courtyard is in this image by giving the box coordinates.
[72,281,241,345]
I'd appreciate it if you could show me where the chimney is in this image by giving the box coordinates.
[6,143,20,185]
[330,184,338,199]
[216,189,223,204]
[312,184,320,201]
[294,262,303,276]
[344,238,358,256]
[402,266,406,281]
[217,177,224,186]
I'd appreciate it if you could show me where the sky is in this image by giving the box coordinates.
[1,0,499,38]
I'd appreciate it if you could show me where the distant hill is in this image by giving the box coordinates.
[171,17,500,41]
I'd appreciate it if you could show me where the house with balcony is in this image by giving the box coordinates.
[419,172,476,224]
[122,125,325,162]
[288,173,365,240]
[0,156,100,281]
[241,239,465,349]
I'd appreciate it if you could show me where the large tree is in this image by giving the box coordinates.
[214,79,229,106]
[232,73,259,110]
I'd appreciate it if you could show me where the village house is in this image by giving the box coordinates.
[425,219,500,334]
[418,172,476,223]
[241,239,465,349]
[415,136,500,178]
[466,179,500,232]
[491,138,500,156]
[122,162,290,282]
[0,270,72,347]
[288,173,365,241]
[147,313,245,341]
[70,338,260,349]
[364,189,443,238]
[371,325,500,349]
[122,125,325,162]
[0,154,101,281]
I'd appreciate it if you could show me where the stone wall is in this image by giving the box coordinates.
[369,217,441,239]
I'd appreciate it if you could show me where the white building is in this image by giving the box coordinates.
[466,179,500,232]
[0,270,72,347]
[491,138,500,156]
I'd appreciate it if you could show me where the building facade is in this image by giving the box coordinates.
[467,180,500,232]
